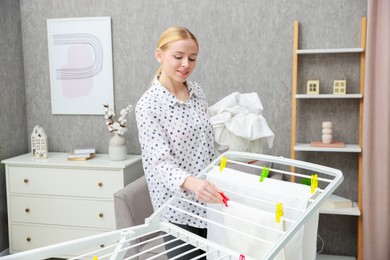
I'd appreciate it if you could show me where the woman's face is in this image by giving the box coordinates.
[156,39,199,84]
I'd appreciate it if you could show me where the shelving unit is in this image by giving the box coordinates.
[291,17,366,260]
[320,202,360,216]
[297,48,364,54]
[295,94,362,99]
[317,255,356,260]
[294,144,361,153]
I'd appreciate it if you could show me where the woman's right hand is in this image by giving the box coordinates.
[182,176,224,204]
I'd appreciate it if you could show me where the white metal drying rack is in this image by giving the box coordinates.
[3,151,343,260]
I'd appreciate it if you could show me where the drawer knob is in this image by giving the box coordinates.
[25,208,30,213]
[98,182,103,187]
[100,244,105,248]
[24,179,29,184]
[26,237,31,242]
[99,213,104,218]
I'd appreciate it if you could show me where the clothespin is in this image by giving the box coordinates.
[93,256,98,260]
[311,174,318,194]
[276,202,284,223]
[239,254,246,260]
[219,156,227,172]
[259,166,270,182]
[219,192,230,207]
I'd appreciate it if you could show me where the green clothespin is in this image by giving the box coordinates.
[259,166,270,182]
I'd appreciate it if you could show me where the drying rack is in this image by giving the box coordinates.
[3,151,343,260]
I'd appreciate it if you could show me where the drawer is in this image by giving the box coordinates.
[10,224,116,258]
[7,166,123,198]
[10,196,115,229]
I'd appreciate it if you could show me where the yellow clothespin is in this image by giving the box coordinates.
[259,166,270,182]
[219,156,227,172]
[93,256,98,260]
[276,202,284,223]
[311,174,318,194]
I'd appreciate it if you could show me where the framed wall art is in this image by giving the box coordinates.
[47,17,114,114]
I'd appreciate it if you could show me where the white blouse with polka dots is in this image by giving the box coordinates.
[135,78,215,228]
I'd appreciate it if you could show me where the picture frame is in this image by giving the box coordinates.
[47,17,114,114]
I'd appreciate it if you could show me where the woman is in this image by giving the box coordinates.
[135,26,224,259]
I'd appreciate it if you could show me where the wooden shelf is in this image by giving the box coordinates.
[292,18,366,260]
[294,143,361,153]
[320,202,361,216]
[317,254,356,260]
[297,48,364,54]
[296,94,362,99]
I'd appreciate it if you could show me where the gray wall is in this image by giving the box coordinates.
[0,0,28,252]
[0,0,367,256]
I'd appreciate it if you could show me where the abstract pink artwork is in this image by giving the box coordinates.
[47,17,114,114]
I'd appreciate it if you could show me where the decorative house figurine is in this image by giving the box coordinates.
[31,125,48,158]
[333,80,346,94]
[333,71,347,94]
[307,80,320,94]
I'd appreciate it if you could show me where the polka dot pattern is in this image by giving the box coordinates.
[135,79,215,228]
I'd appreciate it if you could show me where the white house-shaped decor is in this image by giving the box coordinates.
[307,79,320,95]
[31,125,48,158]
[333,79,347,94]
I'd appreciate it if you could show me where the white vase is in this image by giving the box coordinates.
[109,133,127,161]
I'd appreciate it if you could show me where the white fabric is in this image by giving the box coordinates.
[208,201,286,260]
[207,166,318,260]
[208,92,274,154]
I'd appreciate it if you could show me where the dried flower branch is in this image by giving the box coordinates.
[103,103,133,136]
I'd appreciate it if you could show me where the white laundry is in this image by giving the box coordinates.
[207,166,319,260]
[208,201,286,260]
[208,92,274,154]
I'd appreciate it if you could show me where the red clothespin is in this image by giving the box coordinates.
[239,254,246,260]
[219,192,229,207]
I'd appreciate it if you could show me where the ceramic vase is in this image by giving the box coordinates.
[109,132,127,161]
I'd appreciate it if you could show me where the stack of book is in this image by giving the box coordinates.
[67,146,96,161]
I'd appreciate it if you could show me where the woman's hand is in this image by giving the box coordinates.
[182,176,224,204]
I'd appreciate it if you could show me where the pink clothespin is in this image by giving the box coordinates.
[239,254,245,260]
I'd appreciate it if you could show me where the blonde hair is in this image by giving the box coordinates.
[155,27,199,77]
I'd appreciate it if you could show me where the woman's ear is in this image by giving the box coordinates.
[155,48,163,63]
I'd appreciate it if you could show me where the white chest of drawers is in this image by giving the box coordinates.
[2,152,143,257]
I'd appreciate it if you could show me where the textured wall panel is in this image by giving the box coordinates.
[19,0,367,156]
[0,0,28,251]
